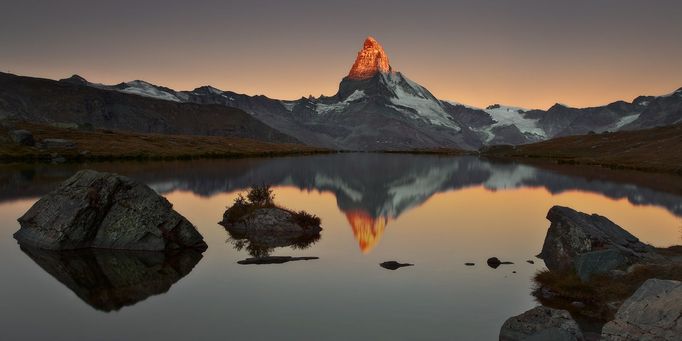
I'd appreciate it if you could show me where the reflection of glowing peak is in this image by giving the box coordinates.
[345,210,388,253]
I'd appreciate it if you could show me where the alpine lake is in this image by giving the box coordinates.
[0,153,680,340]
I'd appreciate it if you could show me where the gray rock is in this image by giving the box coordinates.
[8,129,34,146]
[538,206,656,272]
[221,207,321,235]
[574,249,628,281]
[41,138,75,149]
[601,279,682,340]
[499,306,584,341]
[14,170,207,251]
[539,287,557,300]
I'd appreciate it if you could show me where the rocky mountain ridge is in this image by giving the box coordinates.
[4,37,681,150]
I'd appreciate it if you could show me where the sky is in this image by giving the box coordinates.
[1,0,681,109]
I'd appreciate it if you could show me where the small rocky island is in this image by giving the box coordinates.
[14,169,207,251]
[500,205,682,340]
[219,185,322,263]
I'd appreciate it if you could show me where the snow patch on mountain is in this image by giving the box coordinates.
[383,73,460,130]
[315,90,365,114]
[614,113,640,129]
[119,81,183,102]
[281,101,297,111]
[484,105,546,139]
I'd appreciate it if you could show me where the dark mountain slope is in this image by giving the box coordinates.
[0,72,298,144]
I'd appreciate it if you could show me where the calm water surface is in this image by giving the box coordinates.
[0,154,680,340]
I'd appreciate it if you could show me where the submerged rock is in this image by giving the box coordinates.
[380,261,414,270]
[15,170,207,251]
[237,256,319,265]
[601,279,682,340]
[19,245,203,312]
[8,129,34,146]
[487,257,514,269]
[499,306,584,341]
[538,206,656,275]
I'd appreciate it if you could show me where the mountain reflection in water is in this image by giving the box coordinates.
[3,153,681,340]
[3,154,682,254]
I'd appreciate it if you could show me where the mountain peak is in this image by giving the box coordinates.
[347,36,391,80]
[59,74,89,85]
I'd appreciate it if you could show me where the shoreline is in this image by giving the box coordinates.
[0,121,332,163]
[3,121,681,179]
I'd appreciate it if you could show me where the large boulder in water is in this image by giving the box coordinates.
[499,306,584,341]
[538,206,656,276]
[15,170,207,251]
[601,279,682,340]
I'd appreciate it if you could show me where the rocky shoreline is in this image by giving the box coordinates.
[500,205,682,340]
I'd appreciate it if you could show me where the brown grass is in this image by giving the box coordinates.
[482,124,682,175]
[534,260,682,319]
[222,185,321,230]
[0,121,329,162]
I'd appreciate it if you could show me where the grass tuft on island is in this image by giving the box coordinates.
[534,248,682,320]
[0,121,330,162]
[223,184,321,229]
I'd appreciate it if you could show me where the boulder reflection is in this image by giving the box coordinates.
[225,227,321,258]
[19,245,203,312]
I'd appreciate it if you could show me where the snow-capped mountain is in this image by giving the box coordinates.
[57,37,682,150]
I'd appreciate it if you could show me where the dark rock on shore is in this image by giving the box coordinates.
[41,138,75,149]
[499,306,584,341]
[380,261,414,270]
[601,279,682,340]
[8,129,34,146]
[237,256,318,265]
[487,257,514,269]
[538,206,657,278]
[574,248,628,281]
[15,170,207,251]
[19,245,203,312]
